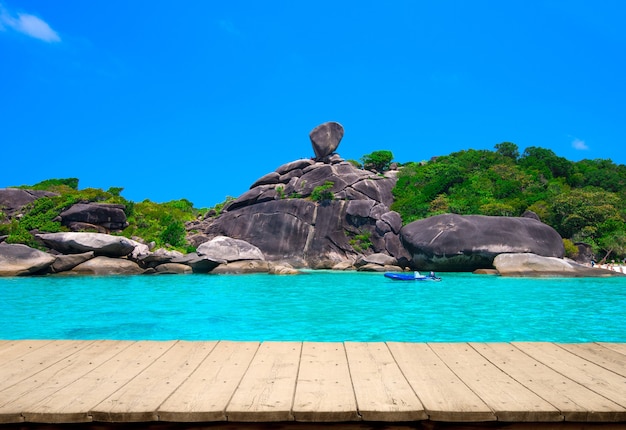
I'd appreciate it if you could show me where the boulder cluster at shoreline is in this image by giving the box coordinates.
[1,122,623,278]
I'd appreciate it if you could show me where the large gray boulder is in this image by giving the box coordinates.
[127,239,151,261]
[36,232,136,257]
[71,256,144,275]
[0,243,56,276]
[59,203,128,232]
[0,188,57,217]
[309,121,344,160]
[494,253,624,277]
[154,263,193,274]
[356,253,398,267]
[197,236,264,262]
[211,260,271,274]
[51,251,95,273]
[400,213,565,272]
[171,253,225,273]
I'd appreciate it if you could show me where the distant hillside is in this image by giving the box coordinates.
[392,143,626,262]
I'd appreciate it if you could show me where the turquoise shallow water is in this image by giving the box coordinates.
[1,271,625,342]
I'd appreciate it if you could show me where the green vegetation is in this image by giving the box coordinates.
[361,150,394,172]
[2,182,126,248]
[347,230,372,253]
[276,185,285,199]
[311,181,335,202]
[392,143,626,261]
[562,238,579,259]
[1,178,204,252]
[122,198,198,251]
[16,177,80,191]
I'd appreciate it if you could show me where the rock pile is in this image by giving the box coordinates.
[0,189,129,234]
[188,121,408,269]
[0,232,277,276]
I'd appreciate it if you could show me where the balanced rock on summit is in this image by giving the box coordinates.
[309,121,344,160]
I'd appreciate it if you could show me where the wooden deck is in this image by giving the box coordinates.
[1,341,625,428]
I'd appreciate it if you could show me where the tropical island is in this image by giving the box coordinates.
[1,122,625,278]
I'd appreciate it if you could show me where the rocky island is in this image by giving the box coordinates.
[0,122,622,278]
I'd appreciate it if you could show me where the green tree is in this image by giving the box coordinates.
[26,178,79,191]
[597,230,626,264]
[361,150,394,172]
[549,187,622,240]
[571,159,626,191]
[519,146,573,180]
[159,214,187,247]
[107,187,124,196]
[495,141,519,161]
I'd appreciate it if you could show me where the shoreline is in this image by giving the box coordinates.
[596,263,626,273]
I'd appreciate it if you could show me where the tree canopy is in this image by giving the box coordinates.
[361,150,394,172]
[392,143,626,261]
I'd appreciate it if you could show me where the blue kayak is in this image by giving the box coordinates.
[384,272,441,281]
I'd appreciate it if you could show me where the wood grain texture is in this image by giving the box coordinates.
[0,341,625,425]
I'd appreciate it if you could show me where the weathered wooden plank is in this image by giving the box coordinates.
[429,343,562,422]
[513,342,626,409]
[11,341,130,421]
[0,341,124,424]
[0,340,93,424]
[559,343,626,377]
[91,341,210,422]
[292,342,359,422]
[600,343,626,356]
[344,342,426,422]
[1,341,626,426]
[23,341,173,423]
[0,340,52,359]
[471,342,626,422]
[158,341,259,422]
[0,340,92,400]
[226,341,301,422]
[387,342,494,422]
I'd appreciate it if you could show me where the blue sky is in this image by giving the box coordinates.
[1,1,625,208]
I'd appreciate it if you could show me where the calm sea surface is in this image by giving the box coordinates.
[1,271,625,342]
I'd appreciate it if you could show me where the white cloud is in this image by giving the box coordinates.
[572,138,589,151]
[0,4,60,43]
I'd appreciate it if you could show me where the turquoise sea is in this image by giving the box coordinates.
[1,271,625,342]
